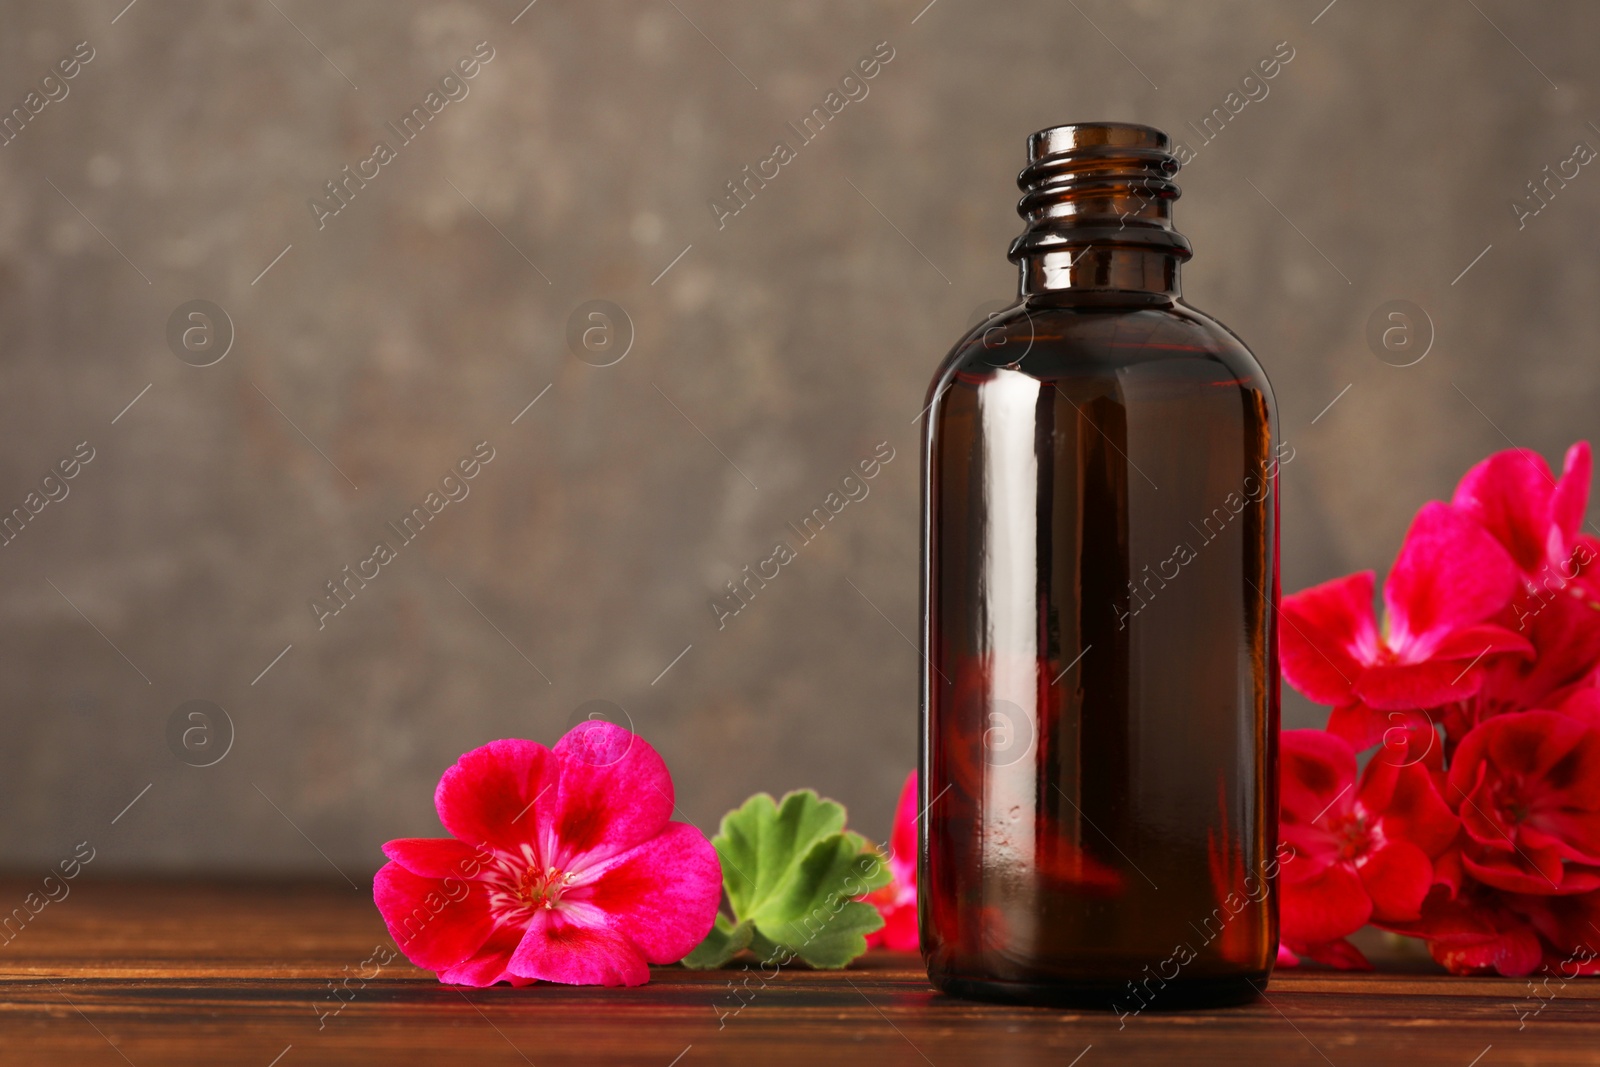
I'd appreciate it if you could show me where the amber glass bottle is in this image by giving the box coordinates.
[919,123,1281,1010]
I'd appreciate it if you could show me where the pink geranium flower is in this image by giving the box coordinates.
[1279,729,1459,966]
[374,723,722,987]
[862,771,918,951]
[1453,441,1594,587]
[1281,501,1532,711]
[1385,885,1545,977]
[1509,888,1600,975]
[1447,710,1600,895]
[1454,441,1600,709]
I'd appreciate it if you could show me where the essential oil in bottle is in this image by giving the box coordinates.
[919,122,1282,1009]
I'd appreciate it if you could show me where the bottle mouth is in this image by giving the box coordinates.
[1008,122,1192,262]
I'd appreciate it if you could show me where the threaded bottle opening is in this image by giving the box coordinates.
[1008,122,1192,262]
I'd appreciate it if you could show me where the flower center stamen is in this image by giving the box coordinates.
[516,864,578,909]
[1490,778,1532,826]
[1334,814,1371,862]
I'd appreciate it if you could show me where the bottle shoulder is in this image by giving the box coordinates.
[927,298,1274,405]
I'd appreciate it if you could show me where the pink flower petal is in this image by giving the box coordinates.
[1452,447,1557,574]
[1431,847,1466,896]
[1281,862,1372,948]
[1549,442,1592,555]
[1280,729,1356,826]
[1324,703,1393,752]
[577,821,722,963]
[1483,710,1589,782]
[1526,809,1600,866]
[1368,762,1459,858]
[548,722,675,866]
[508,908,651,987]
[1385,502,1519,649]
[1509,886,1600,957]
[382,838,490,880]
[374,861,496,971]
[863,771,920,950]
[1532,722,1600,810]
[1279,822,1342,884]
[1455,785,1517,854]
[1572,536,1600,601]
[435,739,559,854]
[1385,889,1545,976]
[1355,659,1493,710]
[1357,839,1433,922]
[1297,938,1374,971]
[1460,847,1566,895]
[1428,623,1535,663]
[1430,930,1544,978]
[1500,595,1600,707]
[437,925,537,988]
[889,771,918,885]
[1558,686,1600,728]
[874,901,919,952]
[1280,573,1376,706]
[1548,863,1600,894]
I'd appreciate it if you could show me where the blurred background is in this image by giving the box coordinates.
[0,0,1594,874]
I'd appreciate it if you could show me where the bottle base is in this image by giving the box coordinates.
[929,971,1268,1011]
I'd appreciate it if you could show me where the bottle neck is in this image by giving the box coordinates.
[1018,247,1182,303]
[1008,124,1192,306]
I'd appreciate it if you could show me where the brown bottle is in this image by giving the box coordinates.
[918,123,1283,1010]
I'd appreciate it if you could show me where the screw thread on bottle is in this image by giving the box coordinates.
[1008,122,1192,263]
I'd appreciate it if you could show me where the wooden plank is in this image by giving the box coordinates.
[0,880,1594,1066]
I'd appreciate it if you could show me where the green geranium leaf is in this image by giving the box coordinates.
[746,926,785,965]
[687,789,893,969]
[681,914,752,970]
[718,790,847,918]
[770,897,890,969]
[752,833,891,968]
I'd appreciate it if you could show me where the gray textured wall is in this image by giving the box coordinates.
[1,0,1595,873]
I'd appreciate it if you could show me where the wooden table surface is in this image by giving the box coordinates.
[0,880,1595,1066]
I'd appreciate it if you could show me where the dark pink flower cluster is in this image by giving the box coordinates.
[1280,442,1600,975]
